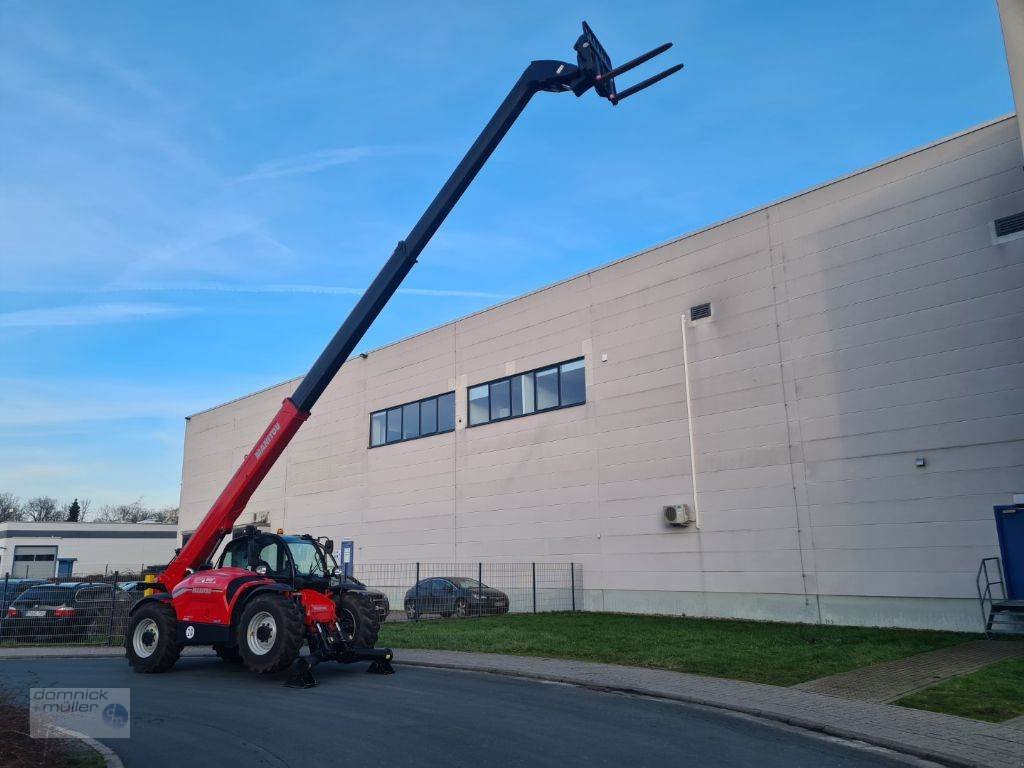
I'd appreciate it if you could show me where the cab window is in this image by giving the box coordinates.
[254,536,291,577]
[220,539,251,569]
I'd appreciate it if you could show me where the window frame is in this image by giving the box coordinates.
[368,391,456,448]
[466,356,585,429]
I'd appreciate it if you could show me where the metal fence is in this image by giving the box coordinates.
[353,562,580,622]
[0,571,137,647]
[0,561,580,646]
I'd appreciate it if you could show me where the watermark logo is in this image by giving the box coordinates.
[30,688,131,739]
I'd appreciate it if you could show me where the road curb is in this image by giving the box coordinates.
[391,651,999,768]
[55,726,124,768]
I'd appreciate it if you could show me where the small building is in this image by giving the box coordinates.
[0,522,178,579]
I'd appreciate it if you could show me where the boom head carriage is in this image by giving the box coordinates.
[537,21,684,104]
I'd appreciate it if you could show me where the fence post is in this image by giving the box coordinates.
[2,573,8,613]
[106,573,118,651]
[571,562,576,612]
[478,562,482,610]
[414,562,420,622]
[531,562,537,614]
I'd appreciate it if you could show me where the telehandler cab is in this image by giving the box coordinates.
[125,22,683,687]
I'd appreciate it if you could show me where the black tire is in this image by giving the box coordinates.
[125,602,181,673]
[453,598,469,618]
[213,643,242,663]
[335,591,380,647]
[236,594,304,674]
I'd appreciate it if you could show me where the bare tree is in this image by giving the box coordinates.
[0,492,22,522]
[95,500,150,523]
[78,498,92,520]
[23,496,63,522]
[156,506,179,524]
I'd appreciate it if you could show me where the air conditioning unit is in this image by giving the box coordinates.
[663,504,693,528]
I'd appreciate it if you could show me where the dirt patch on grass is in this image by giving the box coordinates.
[0,689,104,768]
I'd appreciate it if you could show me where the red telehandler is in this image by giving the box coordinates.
[125,22,682,687]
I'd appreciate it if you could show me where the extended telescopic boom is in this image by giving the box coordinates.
[160,22,683,590]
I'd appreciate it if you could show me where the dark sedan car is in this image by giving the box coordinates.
[404,577,509,619]
[1,582,133,643]
[0,578,45,615]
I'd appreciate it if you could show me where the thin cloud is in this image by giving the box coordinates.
[0,303,198,329]
[229,146,379,184]
[112,282,508,299]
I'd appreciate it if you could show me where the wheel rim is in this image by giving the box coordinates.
[455,600,467,617]
[132,618,158,658]
[246,611,277,655]
[338,607,356,641]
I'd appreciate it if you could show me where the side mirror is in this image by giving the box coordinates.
[323,538,335,554]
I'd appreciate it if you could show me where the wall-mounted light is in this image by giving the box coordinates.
[915,457,926,468]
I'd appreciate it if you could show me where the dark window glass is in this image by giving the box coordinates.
[559,359,586,406]
[511,372,535,416]
[490,380,511,420]
[370,412,387,447]
[438,392,456,432]
[469,385,489,426]
[386,407,402,443]
[421,398,437,435]
[535,366,559,410]
[402,402,420,440]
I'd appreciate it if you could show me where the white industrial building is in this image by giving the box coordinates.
[0,522,178,579]
[178,110,1024,632]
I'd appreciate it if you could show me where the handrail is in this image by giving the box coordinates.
[976,556,1005,633]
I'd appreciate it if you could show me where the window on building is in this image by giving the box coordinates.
[559,358,586,406]
[469,385,489,426]
[421,398,437,435]
[511,372,534,416]
[438,392,456,432]
[370,411,386,446]
[369,391,456,447]
[386,407,402,443]
[467,357,585,428]
[490,379,511,421]
[402,402,420,440]
[535,366,559,411]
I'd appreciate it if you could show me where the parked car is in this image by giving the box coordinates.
[1,582,133,643]
[0,578,45,616]
[404,577,509,619]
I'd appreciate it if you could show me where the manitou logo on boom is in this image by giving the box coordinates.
[254,422,281,460]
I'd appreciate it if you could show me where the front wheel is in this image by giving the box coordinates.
[237,594,305,674]
[453,598,469,618]
[125,602,181,673]
[336,591,380,647]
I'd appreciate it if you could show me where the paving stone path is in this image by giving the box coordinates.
[793,640,1024,703]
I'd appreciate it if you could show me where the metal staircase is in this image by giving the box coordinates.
[977,556,1024,637]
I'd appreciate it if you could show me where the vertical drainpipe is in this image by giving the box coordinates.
[680,314,700,529]
[998,0,1024,162]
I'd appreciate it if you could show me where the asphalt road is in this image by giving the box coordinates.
[1,656,918,768]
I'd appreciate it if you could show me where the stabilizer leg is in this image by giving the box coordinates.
[366,658,395,675]
[285,655,320,688]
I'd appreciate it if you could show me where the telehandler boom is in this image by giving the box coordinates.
[125,22,683,687]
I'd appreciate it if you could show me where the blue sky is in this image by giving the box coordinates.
[0,1,1013,509]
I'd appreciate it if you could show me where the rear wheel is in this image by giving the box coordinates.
[454,598,469,618]
[237,594,304,673]
[336,591,380,647]
[125,602,181,673]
